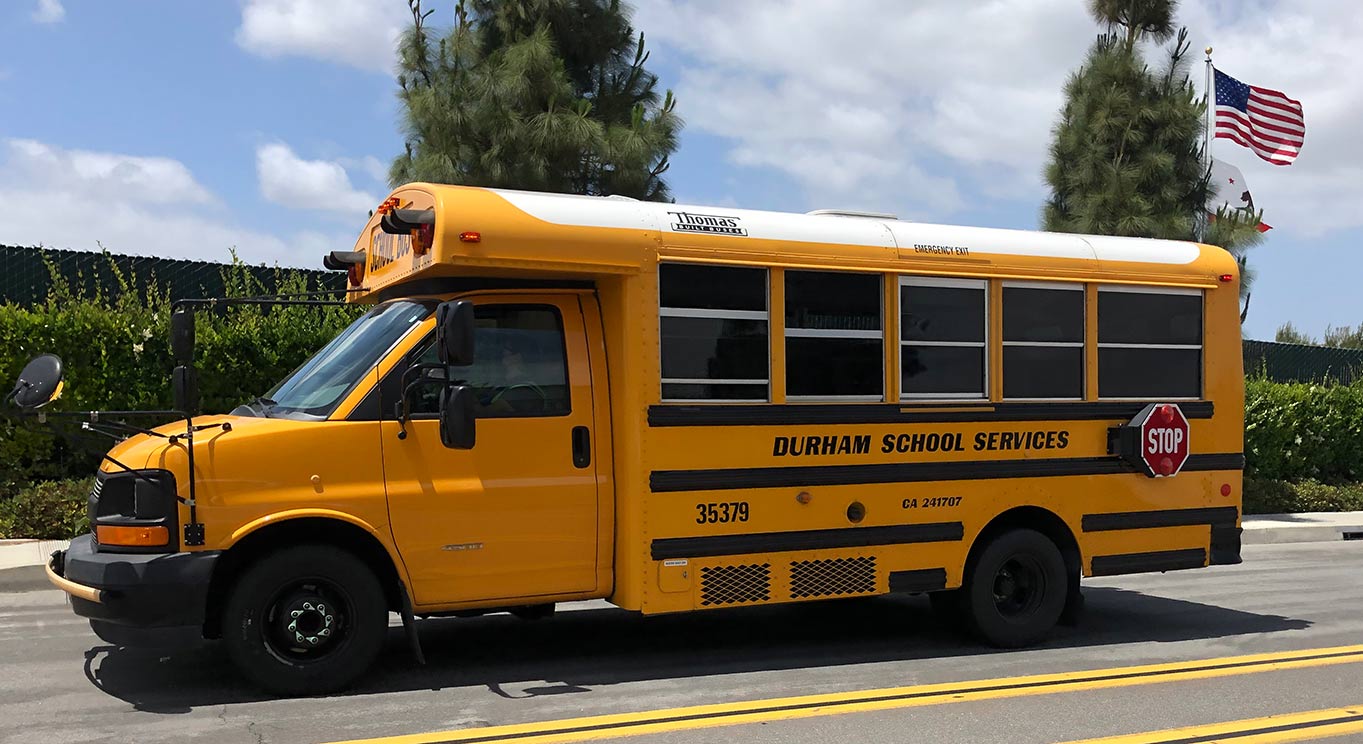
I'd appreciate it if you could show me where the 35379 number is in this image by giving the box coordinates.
[696,502,750,524]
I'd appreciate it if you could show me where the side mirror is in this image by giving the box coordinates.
[170,307,195,365]
[8,354,65,410]
[172,365,199,415]
[435,300,475,366]
[438,385,476,449]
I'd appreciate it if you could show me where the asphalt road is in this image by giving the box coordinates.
[4,541,1363,744]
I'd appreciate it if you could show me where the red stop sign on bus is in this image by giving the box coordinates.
[1133,403,1190,477]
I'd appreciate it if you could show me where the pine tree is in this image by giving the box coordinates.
[1274,322,1314,345]
[390,0,680,201]
[1043,0,1262,307]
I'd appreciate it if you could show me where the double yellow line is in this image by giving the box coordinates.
[326,645,1363,744]
[1070,705,1363,743]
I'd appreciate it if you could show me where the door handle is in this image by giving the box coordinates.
[571,426,591,468]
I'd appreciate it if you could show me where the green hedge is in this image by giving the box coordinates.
[0,478,91,539]
[0,257,360,496]
[1243,477,1363,515]
[1244,377,1363,482]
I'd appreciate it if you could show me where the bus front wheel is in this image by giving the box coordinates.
[963,528,1067,648]
[222,544,388,696]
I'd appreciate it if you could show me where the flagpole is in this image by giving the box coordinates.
[1202,46,1214,241]
[1204,46,1214,167]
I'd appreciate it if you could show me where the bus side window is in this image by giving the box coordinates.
[1002,283,1085,400]
[1097,288,1203,398]
[899,277,987,400]
[659,263,770,402]
[785,270,883,401]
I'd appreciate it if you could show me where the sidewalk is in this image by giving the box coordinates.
[1,513,1360,593]
[1241,511,1363,545]
[0,538,69,593]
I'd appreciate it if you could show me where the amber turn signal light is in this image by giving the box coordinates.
[96,525,170,547]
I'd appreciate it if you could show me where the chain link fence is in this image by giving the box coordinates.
[1244,340,1363,385]
[0,244,344,305]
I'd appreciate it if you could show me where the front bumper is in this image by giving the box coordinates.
[48,534,221,647]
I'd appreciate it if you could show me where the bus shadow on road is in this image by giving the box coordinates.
[84,586,1311,713]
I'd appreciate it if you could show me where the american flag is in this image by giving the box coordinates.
[1214,68,1305,166]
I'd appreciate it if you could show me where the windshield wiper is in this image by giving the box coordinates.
[247,396,277,418]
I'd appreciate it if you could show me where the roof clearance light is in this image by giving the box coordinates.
[412,223,434,256]
[459,231,481,243]
[1219,274,1234,282]
[377,197,400,216]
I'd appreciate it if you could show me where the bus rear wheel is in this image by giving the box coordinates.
[222,545,388,696]
[963,528,1067,648]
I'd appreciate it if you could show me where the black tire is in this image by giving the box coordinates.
[222,545,388,696]
[962,529,1067,648]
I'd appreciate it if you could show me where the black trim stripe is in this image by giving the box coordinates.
[1091,548,1207,577]
[650,453,1243,493]
[1082,506,1239,533]
[1210,525,1243,566]
[650,522,963,560]
[411,648,1363,744]
[648,400,1215,427]
[888,568,948,593]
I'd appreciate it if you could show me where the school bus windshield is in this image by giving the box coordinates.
[262,299,434,418]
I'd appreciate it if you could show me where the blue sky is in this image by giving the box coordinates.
[0,0,1355,342]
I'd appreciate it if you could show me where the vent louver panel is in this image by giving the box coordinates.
[789,557,877,598]
[699,564,771,606]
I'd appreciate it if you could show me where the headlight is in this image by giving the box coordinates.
[89,470,179,552]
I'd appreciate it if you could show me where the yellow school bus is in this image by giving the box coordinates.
[36,184,1243,695]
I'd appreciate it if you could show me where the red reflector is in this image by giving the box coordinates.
[1219,274,1234,282]
[1221,483,1232,497]
[459,231,481,243]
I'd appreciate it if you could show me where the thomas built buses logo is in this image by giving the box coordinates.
[668,211,747,236]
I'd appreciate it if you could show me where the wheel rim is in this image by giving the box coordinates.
[262,578,354,664]
[992,554,1046,619]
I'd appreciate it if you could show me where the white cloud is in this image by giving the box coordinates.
[236,0,403,74]
[634,0,1363,233]
[340,154,391,187]
[256,143,378,215]
[31,0,64,24]
[632,0,1094,217]
[4,139,215,205]
[0,139,344,267]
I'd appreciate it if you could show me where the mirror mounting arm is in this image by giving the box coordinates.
[394,362,451,440]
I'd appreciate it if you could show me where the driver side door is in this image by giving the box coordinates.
[381,294,600,607]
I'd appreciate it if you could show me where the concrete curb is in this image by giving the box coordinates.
[0,539,70,571]
[1241,512,1363,546]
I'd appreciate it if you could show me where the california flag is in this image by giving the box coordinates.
[1208,157,1272,232]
